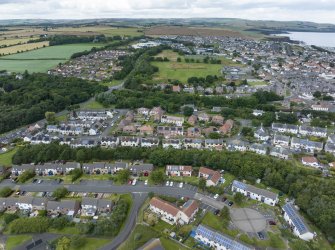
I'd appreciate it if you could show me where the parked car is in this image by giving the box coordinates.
[179,182,183,188]
[32,179,37,183]
[214,209,220,215]
[144,180,148,185]
[166,181,170,186]
[128,180,132,185]
[228,201,234,206]
[257,232,265,240]
[268,220,276,225]
[222,197,227,202]
[213,194,219,199]
[132,179,137,186]
[37,179,43,184]
[169,181,174,187]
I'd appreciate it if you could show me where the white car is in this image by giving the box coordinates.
[213,194,219,199]
[169,181,174,187]
[144,180,148,185]
[179,182,183,188]
[132,179,137,186]
[166,181,170,186]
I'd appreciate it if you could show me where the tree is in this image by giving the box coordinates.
[241,127,254,137]
[18,169,35,183]
[234,192,244,205]
[149,170,165,184]
[0,187,13,197]
[220,206,230,222]
[45,111,56,124]
[56,237,71,250]
[70,235,86,249]
[177,57,181,62]
[313,91,322,99]
[199,178,206,191]
[183,106,194,117]
[52,187,68,200]
[117,169,131,184]
[70,168,83,182]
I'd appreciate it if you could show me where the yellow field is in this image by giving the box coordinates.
[0,38,32,47]
[0,41,49,55]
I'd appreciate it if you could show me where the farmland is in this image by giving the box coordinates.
[145,26,244,37]
[0,37,32,47]
[0,41,49,55]
[151,50,241,83]
[0,43,101,73]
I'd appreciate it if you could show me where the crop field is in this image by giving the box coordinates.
[0,41,49,55]
[50,26,143,37]
[0,37,32,46]
[152,50,241,83]
[145,26,244,37]
[0,43,100,73]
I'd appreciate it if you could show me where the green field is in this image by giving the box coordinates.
[6,235,32,250]
[0,43,101,73]
[0,147,17,166]
[152,50,240,83]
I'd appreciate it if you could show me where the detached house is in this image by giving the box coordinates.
[149,197,199,225]
[212,115,224,125]
[301,156,321,168]
[166,165,193,177]
[198,167,221,187]
[232,180,278,206]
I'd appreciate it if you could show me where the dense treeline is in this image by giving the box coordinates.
[0,73,106,133]
[96,89,282,114]
[123,45,169,89]
[11,143,335,240]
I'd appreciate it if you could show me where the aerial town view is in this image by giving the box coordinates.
[0,1,334,250]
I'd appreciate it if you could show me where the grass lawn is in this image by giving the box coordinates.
[6,235,32,250]
[0,147,17,166]
[49,226,80,235]
[56,114,68,122]
[202,212,239,238]
[118,224,159,250]
[71,237,111,250]
[81,100,105,109]
[247,81,269,86]
[160,237,190,250]
[152,50,241,83]
[0,43,101,73]
[100,80,122,87]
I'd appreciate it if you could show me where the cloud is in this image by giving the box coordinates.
[0,0,334,24]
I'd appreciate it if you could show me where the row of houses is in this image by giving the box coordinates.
[11,162,153,177]
[0,197,112,217]
[231,180,279,206]
[272,123,328,138]
[273,135,324,153]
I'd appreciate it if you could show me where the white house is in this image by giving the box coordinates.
[161,115,184,127]
[301,156,321,168]
[270,147,290,160]
[183,138,203,149]
[149,197,198,225]
[282,203,314,241]
[166,165,193,177]
[273,134,290,147]
[140,138,159,148]
[198,167,221,187]
[162,139,181,149]
[100,137,119,147]
[232,180,278,206]
[299,125,327,138]
[120,137,140,147]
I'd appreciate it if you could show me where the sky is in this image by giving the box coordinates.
[0,0,335,24]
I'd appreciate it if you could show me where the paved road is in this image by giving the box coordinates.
[99,193,147,250]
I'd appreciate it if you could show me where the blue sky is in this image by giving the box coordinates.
[0,0,334,24]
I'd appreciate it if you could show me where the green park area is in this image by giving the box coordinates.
[0,43,101,73]
[151,50,241,83]
[0,148,17,166]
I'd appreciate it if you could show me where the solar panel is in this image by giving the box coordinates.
[233,180,246,190]
[283,203,308,234]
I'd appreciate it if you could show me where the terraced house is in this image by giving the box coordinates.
[232,180,278,206]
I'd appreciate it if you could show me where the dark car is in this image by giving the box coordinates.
[228,201,234,206]
[268,220,276,225]
[257,232,265,240]
[214,209,220,215]
[222,197,227,202]
[32,179,37,183]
